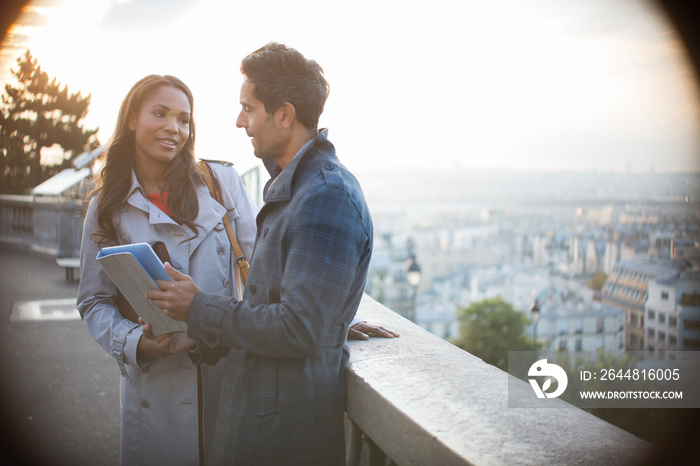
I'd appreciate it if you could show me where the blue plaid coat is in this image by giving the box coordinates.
[188,130,373,465]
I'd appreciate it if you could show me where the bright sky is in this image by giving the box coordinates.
[1,0,699,175]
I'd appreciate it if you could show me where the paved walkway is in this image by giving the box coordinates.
[0,244,120,466]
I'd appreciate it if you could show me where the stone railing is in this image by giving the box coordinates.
[0,194,84,258]
[345,295,652,465]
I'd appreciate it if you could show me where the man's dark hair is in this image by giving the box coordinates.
[241,42,329,129]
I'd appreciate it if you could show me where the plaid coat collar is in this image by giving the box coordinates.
[262,129,331,204]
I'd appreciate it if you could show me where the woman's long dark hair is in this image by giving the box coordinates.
[88,75,204,246]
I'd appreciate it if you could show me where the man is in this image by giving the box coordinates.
[147,42,380,465]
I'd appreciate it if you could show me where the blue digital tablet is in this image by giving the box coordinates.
[97,242,172,282]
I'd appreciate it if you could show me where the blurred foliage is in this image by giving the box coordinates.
[451,296,532,370]
[586,271,607,291]
[0,50,99,194]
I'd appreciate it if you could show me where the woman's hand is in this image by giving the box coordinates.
[138,318,198,359]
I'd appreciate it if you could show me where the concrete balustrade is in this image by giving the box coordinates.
[0,194,83,258]
[0,194,34,246]
[345,295,652,465]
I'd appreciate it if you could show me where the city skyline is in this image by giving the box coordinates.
[1,0,699,175]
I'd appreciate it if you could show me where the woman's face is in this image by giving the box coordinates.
[128,85,191,169]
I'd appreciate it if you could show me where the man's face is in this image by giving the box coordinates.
[236,80,286,162]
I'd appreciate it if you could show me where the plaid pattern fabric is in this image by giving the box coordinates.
[188,130,373,465]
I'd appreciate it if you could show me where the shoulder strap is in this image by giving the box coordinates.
[198,161,249,286]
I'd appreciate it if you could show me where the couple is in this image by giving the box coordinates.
[77,42,398,465]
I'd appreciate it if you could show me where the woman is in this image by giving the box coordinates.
[77,75,258,466]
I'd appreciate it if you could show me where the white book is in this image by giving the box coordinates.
[97,243,187,336]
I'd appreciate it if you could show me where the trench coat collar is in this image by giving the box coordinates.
[262,128,333,204]
[125,170,227,250]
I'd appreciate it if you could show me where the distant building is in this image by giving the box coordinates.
[602,258,678,350]
[367,230,502,324]
[585,238,598,273]
[671,238,700,261]
[366,234,418,320]
[534,299,626,354]
[602,239,619,274]
[646,276,700,351]
[417,284,463,340]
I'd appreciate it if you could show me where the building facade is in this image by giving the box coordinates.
[601,258,677,350]
[646,276,700,351]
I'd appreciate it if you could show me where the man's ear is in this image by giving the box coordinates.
[277,102,296,128]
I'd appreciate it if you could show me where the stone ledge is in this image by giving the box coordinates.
[346,294,651,465]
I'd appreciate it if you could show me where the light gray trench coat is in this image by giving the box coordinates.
[77,162,258,466]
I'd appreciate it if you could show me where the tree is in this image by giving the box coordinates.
[452,297,532,370]
[0,50,99,194]
[586,271,607,291]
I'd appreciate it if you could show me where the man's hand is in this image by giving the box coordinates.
[140,318,197,354]
[145,262,200,322]
[348,322,400,340]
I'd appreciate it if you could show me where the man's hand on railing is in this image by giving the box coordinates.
[348,322,400,340]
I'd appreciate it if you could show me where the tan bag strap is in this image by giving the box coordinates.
[198,161,249,286]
